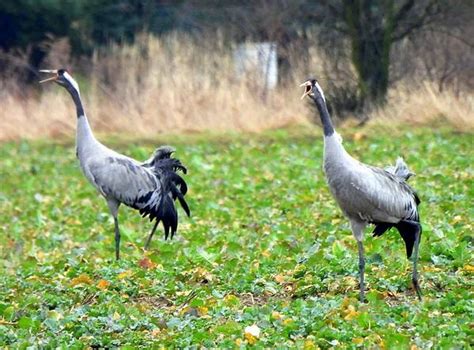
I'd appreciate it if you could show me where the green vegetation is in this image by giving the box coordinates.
[0,127,472,348]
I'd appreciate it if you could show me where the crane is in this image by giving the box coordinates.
[39,69,190,260]
[300,78,422,302]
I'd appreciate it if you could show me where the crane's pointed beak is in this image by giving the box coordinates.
[299,81,312,100]
[39,70,59,84]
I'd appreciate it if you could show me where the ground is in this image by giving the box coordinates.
[0,126,472,348]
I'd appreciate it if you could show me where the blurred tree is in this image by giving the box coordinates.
[0,0,79,77]
[316,0,446,105]
[0,0,183,78]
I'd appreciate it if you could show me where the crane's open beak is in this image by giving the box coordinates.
[299,81,312,100]
[39,70,59,83]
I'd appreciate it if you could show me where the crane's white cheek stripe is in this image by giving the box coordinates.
[63,72,80,94]
[314,82,326,103]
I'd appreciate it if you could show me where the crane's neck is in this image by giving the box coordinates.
[310,94,353,165]
[311,95,335,137]
[66,84,85,118]
[63,83,98,155]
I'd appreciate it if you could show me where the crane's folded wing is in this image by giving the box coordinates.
[348,165,420,223]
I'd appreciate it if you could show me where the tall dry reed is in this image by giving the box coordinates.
[0,33,472,142]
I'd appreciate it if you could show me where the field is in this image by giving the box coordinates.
[0,126,472,348]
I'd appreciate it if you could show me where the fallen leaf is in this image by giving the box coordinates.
[97,279,110,290]
[344,305,360,321]
[71,274,93,286]
[304,339,318,350]
[197,306,208,316]
[117,270,132,279]
[244,324,261,344]
[274,274,286,284]
[462,265,474,273]
[139,257,156,269]
[271,311,283,320]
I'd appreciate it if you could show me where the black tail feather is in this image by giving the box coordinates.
[134,146,190,243]
[372,220,421,259]
[372,223,393,237]
[138,148,189,241]
[171,184,190,217]
[160,194,178,240]
[396,220,421,258]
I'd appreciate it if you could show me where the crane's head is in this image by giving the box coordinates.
[39,69,79,92]
[300,78,326,103]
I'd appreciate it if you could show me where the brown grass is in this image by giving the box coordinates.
[0,33,472,142]
[367,81,474,131]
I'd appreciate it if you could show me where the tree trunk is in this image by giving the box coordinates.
[343,0,395,106]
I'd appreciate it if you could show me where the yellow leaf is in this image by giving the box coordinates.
[452,215,462,224]
[245,333,258,345]
[71,274,93,286]
[274,274,286,284]
[193,267,213,282]
[244,324,261,344]
[344,305,360,321]
[112,311,120,320]
[262,250,271,257]
[97,279,110,290]
[462,265,474,273]
[283,318,293,326]
[117,270,132,279]
[271,311,283,320]
[304,339,318,350]
[224,294,239,305]
[235,338,243,346]
[352,337,364,345]
[197,306,208,316]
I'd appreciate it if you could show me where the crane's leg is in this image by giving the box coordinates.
[357,240,365,302]
[144,221,159,250]
[113,217,121,260]
[350,221,367,303]
[412,224,422,301]
[107,199,121,260]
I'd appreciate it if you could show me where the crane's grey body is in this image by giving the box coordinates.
[301,79,422,301]
[324,135,419,232]
[41,69,189,260]
[77,117,159,213]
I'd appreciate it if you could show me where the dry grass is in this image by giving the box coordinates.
[367,81,474,132]
[0,33,472,142]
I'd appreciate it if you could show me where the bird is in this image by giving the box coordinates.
[39,69,190,260]
[300,78,422,302]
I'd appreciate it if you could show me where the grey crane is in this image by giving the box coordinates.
[300,78,422,302]
[39,69,190,260]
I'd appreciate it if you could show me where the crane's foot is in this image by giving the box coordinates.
[413,277,422,301]
[359,290,366,303]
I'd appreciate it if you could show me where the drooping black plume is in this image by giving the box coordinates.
[372,219,421,258]
[142,146,190,218]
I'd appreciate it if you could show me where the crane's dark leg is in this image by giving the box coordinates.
[107,199,121,260]
[144,221,159,250]
[350,220,367,303]
[113,217,121,260]
[357,241,365,302]
[412,224,422,301]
